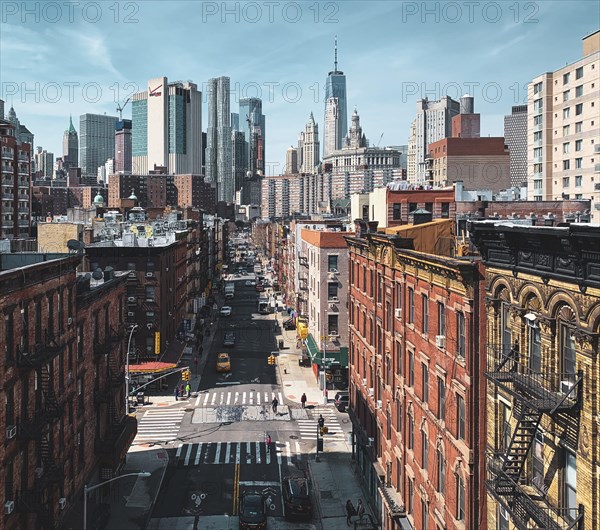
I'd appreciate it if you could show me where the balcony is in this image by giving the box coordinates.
[94,386,112,405]
[16,412,45,441]
[95,416,137,467]
[93,338,110,358]
[16,344,51,369]
[1,150,12,160]
[486,462,584,530]
[16,490,49,516]
[36,459,64,487]
[485,347,582,414]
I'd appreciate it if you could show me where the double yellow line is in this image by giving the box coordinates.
[232,463,240,515]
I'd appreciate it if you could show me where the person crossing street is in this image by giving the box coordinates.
[271,397,279,414]
[301,393,307,408]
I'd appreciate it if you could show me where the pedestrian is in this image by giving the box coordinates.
[301,393,307,408]
[356,499,365,521]
[271,397,279,414]
[345,499,355,526]
[266,433,271,445]
[186,383,191,398]
[180,383,185,398]
[174,385,179,401]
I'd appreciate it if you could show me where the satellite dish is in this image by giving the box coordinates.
[67,239,84,253]
[92,268,104,280]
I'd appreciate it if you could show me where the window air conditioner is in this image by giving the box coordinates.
[368,388,375,397]
[4,501,14,515]
[561,380,574,394]
[6,426,16,439]
[127,312,135,317]
[376,400,382,409]
[146,272,153,277]
[395,308,402,319]
[362,378,367,387]
[58,498,66,510]
[67,317,73,325]
[127,297,136,302]
[329,297,339,303]
[329,268,338,274]
[329,331,339,337]
[35,467,43,478]
[435,335,446,349]
[367,437,374,447]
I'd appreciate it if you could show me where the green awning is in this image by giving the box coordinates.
[305,334,348,368]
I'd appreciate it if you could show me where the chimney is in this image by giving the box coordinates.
[367,221,379,233]
[103,266,114,282]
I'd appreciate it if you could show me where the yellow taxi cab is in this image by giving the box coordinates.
[216,352,231,372]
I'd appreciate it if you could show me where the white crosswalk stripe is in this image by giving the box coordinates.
[133,408,186,444]
[175,441,301,466]
[297,409,345,440]
[197,390,287,407]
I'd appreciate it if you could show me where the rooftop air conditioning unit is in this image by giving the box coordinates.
[368,388,375,397]
[4,501,14,515]
[376,400,382,409]
[58,498,66,510]
[362,378,367,387]
[6,426,16,439]
[435,335,446,349]
[127,297,136,302]
[146,272,153,277]
[395,308,402,319]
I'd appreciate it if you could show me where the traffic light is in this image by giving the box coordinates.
[182,369,191,381]
[268,355,276,365]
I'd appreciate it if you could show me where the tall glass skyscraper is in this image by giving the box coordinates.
[206,76,232,202]
[323,38,347,158]
[80,113,118,178]
[239,97,265,175]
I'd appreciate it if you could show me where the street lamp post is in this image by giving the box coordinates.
[83,472,151,530]
[321,311,328,405]
[125,324,138,415]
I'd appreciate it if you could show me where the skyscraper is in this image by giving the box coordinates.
[323,97,340,158]
[232,130,247,194]
[504,105,528,188]
[286,146,298,174]
[239,97,265,175]
[62,115,78,169]
[206,76,233,202]
[115,119,132,173]
[323,37,347,158]
[80,113,118,179]
[131,77,202,175]
[35,147,54,177]
[301,112,320,174]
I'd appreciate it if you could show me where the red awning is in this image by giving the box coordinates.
[128,362,177,374]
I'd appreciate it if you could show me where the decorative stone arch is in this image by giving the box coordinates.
[381,245,394,268]
[547,292,580,323]
[490,277,513,302]
[517,284,545,313]
[587,303,600,334]
[419,417,429,436]
[435,435,445,456]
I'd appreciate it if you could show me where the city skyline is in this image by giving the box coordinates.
[1,1,598,174]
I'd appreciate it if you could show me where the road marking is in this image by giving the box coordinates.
[203,443,211,464]
[225,442,231,463]
[219,393,224,405]
[226,393,231,405]
[175,445,183,458]
[233,463,240,516]
[250,392,254,404]
[255,441,261,464]
[215,442,222,464]
[238,481,280,487]
[242,392,247,405]
[257,392,261,405]
[285,441,292,466]
[276,446,282,466]
[235,391,239,404]
[246,441,251,459]
[264,392,269,403]
[266,443,271,465]
[194,443,203,465]
[203,393,209,406]
[235,442,241,464]
[278,392,284,404]
[184,443,193,466]
[210,393,216,406]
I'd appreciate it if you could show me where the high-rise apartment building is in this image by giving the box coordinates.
[407,96,460,184]
[206,76,233,202]
[80,113,118,179]
[131,77,202,175]
[504,105,528,187]
[527,30,600,219]
[323,97,340,158]
[301,113,320,174]
[297,131,305,173]
[286,146,298,174]
[115,119,132,173]
[232,130,248,193]
[323,38,347,159]
[239,97,265,175]
[62,115,78,169]
[35,147,54,177]
[231,112,240,131]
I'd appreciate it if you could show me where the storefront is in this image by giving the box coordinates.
[304,334,348,390]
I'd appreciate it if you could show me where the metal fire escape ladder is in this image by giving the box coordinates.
[40,364,62,419]
[501,409,542,487]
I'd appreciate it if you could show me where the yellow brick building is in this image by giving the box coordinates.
[470,221,600,530]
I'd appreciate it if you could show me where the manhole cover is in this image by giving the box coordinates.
[320,490,334,499]
[289,435,298,439]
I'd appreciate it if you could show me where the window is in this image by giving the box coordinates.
[530,324,541,371]
[457,312,466,358]
[328,255,338,271]
[575,175,583,187]
[396,399,402,433]
[421,499,428,530]
[441,202,450,218]
[563,142,570,154]
[396,341,402,376]
[409,202,417,214]
[563,160,570,170]
[438,377,446,419]
[533,98,543,111]
[563,90,570,101]
[533,130,542,142]
[422,364,429,404]
[534,180,543,190]
[561,324,576,374]
[421,430,428,471]
[533,81,542,94]
[456,474,465,520]
[498,506,509,530]
[408,350,414,387]
[438,302,446,335]
[327,282,338,300]
[576,66,583,79]
[564,451,577,518]
[575,158,582,169]
[408,288,414,324]
[408,413,414,449]
[532,430,545,491]
[575,139,582,151]
[457,394,465,440]
[575,85,583,97]
[575,121,583,133]
[563,177,570,188]
[533,114,542,126]
[145,286,155,300]
[393,203,401,220]
[328,314,339,335]
[5,312,14,363]
[407,478,414,514]
[575,103,583,115]
[437,447,445,494]
[500,401,512,451]
[563,72,570,84]
[533,147,542,158]
[563,108,570,119]
[563,125,570,136]
[396,283,402,316]
[422,294,428,333]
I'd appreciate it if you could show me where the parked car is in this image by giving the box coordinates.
[216,353,231,372]
[223,332,236,346]
[220,306,232,316]
[282,477,312,520]
[255,284,264,292]
[239,492,267,529]
[334,391,349,412]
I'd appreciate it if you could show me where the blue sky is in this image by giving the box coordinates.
[1,1,598,174]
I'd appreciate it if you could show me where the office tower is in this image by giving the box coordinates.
[115,119,132,173]
[503,105,528,188]
[62,115,78,169]
[7,105,34,146]
[286,146,298,174]
[131,77,202,175]
[80,113,118,179]
[239,97,265,175]
[206,76,233,202]
[407,95,460,183]
[297,131,305,173]
[231,112,240,131]
[527,30,600,219]
[232,130,248,193]
[323,37,347,158]
[35,147,54,177]
[301,113,320,174]
[323,97,340,158]
[0,99,4,120]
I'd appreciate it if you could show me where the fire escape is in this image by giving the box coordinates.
[486,342,584,530]
[15,333,65,528]
[297,252,309,313]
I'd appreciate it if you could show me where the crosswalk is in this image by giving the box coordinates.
[298,408,345,441]
[175,441,303,467]
[195,390,285,408]
[133,408,186,444]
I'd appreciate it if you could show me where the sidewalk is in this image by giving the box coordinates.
[272,312,378,529]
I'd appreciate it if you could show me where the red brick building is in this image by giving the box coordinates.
[346,219,487,530]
